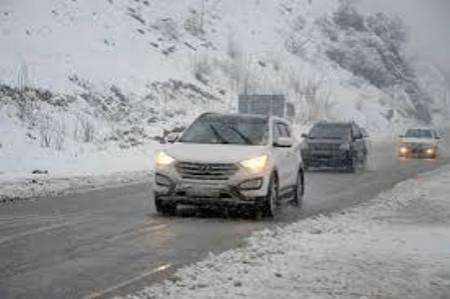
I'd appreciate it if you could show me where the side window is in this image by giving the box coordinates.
[280,123,291,137]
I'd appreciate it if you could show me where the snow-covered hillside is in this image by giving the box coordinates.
[0,0,448,178]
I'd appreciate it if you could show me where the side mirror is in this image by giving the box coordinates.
[166,132,180,144]
[274,137,293,148]
[436,136,441,140]
[301,133,309,139]
[399,135,404,138]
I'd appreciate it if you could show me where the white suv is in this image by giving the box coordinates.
[153,113,305,218]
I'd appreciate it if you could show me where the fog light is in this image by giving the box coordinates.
[239,178,263,190]
[155,173,172,187]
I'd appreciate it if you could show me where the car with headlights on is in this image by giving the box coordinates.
[153,113,305,218]
[300,121,368,172]
[397,128,441,159]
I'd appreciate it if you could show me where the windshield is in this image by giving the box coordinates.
[309,124,351,139]
[179,114,269,145]
[404,129,433,139]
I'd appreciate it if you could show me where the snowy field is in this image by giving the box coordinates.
[128,165,450,299]
[0,141,161,201]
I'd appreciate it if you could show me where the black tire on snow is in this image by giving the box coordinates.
[155,199,177,216]
[292,171,304,206]
[262,174,279,218]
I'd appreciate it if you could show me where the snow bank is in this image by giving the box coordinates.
[129,165,450,298]
[0,133,162,201]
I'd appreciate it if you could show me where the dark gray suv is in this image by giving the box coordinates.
[300,122,368,172]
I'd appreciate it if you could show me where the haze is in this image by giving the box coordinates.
[362,0,450,84]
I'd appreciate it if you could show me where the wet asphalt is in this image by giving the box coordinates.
[0,137,449,299]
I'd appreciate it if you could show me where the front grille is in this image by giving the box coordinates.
[176,162,238,181]
[310,143,341,151]
[404,143,428,154]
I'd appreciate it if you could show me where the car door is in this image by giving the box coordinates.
[279,122,299,186]
[272,122,291,190]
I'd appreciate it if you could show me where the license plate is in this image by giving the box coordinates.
[179,183,221,197]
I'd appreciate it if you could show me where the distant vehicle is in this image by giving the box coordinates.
[300,121,368,172]
[238,94,295,120]
[397,128,441,159]
[153,113,305,218]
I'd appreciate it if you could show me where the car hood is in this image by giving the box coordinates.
[401,138,437,146]
[165,143,269,163]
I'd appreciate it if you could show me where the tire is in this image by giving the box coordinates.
[346,155,357,173]
[155,199,177,216]
[262,174,279,218]
[292,170,304,206]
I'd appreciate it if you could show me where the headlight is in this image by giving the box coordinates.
[240,155,268,173]
[155,151,176,168]
[425,148,435,156]
[399,146,409,155]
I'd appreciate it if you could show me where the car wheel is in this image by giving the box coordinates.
[263,174,279,217]
[346,156,357,173]
[292,170,304,206]
[155,199,177,216]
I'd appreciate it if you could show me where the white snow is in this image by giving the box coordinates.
[1,0,449,200]
[128,165,450,299]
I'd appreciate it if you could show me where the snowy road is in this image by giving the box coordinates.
[0,139,449,299]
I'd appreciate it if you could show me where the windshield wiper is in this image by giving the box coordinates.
[226,125,253,145]
[209,124,229,144]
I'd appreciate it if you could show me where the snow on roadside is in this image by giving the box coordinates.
[129,166,450,299]
[0,142,160,202]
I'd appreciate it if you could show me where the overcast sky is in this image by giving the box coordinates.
[361,0,450,82]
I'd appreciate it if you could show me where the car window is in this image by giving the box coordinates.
[280,123,291,137]
[180,114,269,145]
[309,124,351,140]
[275,123,290,138]
[405,129,433,139]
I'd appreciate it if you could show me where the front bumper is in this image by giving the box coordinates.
[154,171,269,207]
[302,150,350,167]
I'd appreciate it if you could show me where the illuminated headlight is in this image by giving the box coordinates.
[155,151,176,168]
[425,148,435,156]
[240,155,268,173]
[399,146,409,155]
[239,178,263,190]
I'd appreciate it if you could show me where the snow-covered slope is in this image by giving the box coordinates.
[0,0,448,177]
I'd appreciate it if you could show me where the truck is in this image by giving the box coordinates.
[238,94,295,120]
